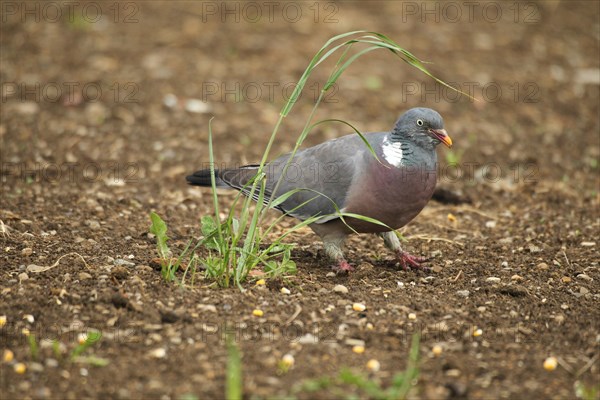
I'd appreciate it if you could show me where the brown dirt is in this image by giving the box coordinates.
[1,1,599,399]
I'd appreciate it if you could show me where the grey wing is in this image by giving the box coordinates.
[265,132,386,222]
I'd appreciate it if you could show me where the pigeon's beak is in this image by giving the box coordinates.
[430,128,453,148]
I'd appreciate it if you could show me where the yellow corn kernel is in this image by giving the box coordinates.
[543,357,558,371]
[352,345,365,354]
[366,359,380,372]
[252,309,264,317]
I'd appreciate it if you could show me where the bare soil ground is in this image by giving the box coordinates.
[1,1,599,399]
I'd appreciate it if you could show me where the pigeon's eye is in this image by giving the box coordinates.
[416,119,424,126]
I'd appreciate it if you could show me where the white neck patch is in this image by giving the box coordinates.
[382,138,404,167]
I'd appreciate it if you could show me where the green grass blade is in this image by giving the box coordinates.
[226,334,242,400]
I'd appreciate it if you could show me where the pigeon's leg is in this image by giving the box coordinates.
[377,231,429,271]
[323,234,353,273]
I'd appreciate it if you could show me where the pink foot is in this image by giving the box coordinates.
[397,251,430,272]
[332,260,354,274]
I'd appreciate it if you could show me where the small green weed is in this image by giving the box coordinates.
[295,333,421,400]
[24,329,107,367]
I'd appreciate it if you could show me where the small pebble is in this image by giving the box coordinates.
[366,359,380,372]
[18,272,29,281]
[408,313,417,320]
[353,303,366,312]
[23,314,34,323]
[511,274,523,281]
[537,262,549,270]
[486,277,501,283]
[148,348,166,359]
[580,241,596,247]
[456,290,470,297]
[561,276,572,283]
[21,248,33,256]
[78,272,93,281]
[280,287,291,295]
[252,309,264,317]
[543,356,558,371]
[576,274,593,281]
[333,284,349,294]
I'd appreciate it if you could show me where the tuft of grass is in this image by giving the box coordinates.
[150,31,465,289]
[294,333,421,400]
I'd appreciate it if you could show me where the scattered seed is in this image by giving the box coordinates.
[280,287,291,295]
[333,284,349,294]
[23,314,34,324]
[473,328,483,337]
[256,279,266,286]
[447,213,457,223]
[408,313,417,320]
[352,345,365,354]
[353,303,366,312]
[77,333,87,345]
[511,274,523,281]
[22,328,30,337]
[21,247,33,256]
[561,276,572,283]
[486,277,501,283]
[366,359,380,372]
[543,356,558,371]
[3,349,14,362]
[281,354,295,367]
[0,315,6,327]
[485,220,496,228]
[252,309,264,317]
[366,323,374,330]
[14,363,26,374]
[432,345,443,356]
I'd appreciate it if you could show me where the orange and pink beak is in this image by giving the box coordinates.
[429,128,453,148]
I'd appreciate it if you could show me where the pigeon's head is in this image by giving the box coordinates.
[392,108,452,149]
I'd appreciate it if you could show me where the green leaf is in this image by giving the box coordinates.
[149,212,170,260]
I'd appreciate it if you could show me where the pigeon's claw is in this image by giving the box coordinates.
[332,260,354,275]
[397,251,430,272]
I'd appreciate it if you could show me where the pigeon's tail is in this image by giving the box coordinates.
[186,169,229,187]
